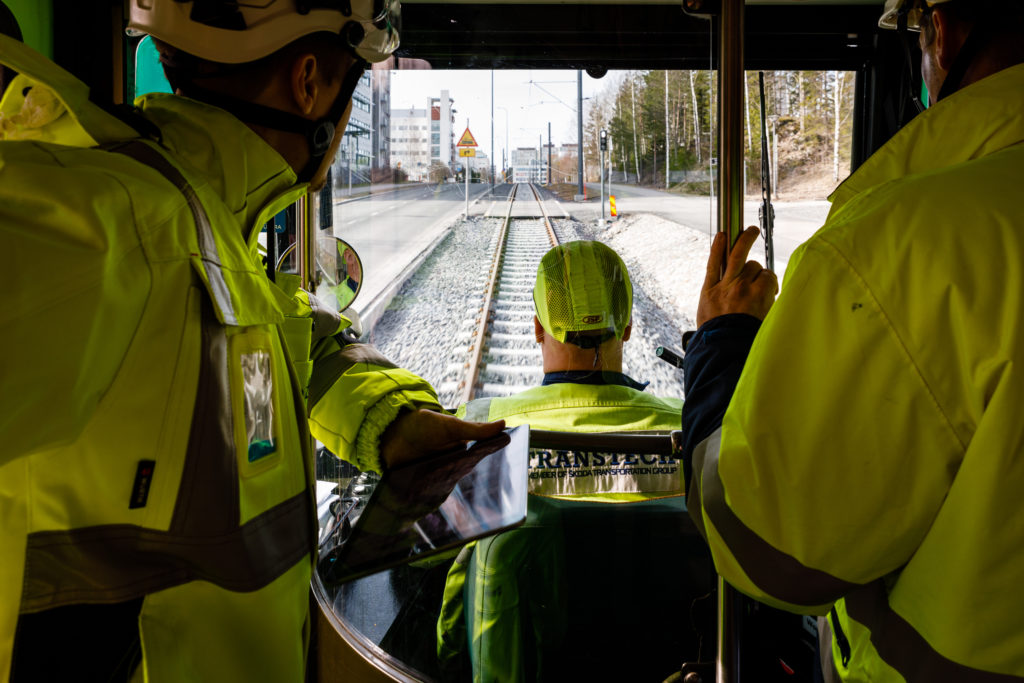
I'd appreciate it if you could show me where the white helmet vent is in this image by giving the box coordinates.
[127,0,400,64]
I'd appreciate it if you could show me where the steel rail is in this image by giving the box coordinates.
[457,184,517,405]
[458,184,560,404]
[528,182,560,248]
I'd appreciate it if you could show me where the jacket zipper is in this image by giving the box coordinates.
[829,606,851,666]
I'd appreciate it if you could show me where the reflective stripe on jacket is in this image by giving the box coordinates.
[687,64,1024,681]
[457,382,684,502]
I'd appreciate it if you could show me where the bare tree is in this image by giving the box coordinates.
[744,71,752,153]
[833,71,845,181]
[630,73,641,182]
[665,70,671,188]
[689,71,701,164]
[798,71,806,133]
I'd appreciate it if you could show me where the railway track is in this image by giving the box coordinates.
[456,184,561,404]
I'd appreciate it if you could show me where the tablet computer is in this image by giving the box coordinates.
[318,424,530,584]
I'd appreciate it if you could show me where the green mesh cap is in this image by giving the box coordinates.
[534,241,633,348]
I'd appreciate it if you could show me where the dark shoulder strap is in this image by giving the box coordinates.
[104,139,238,325]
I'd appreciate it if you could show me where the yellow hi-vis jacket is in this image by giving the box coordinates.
[439,381,685,681]
[0,36,440,681]
[687,63,1024,680]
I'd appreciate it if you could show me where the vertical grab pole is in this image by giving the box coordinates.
[758,72,776,272]
[717,2,745,683]
[718,0,745,254]
[299,194,314,292]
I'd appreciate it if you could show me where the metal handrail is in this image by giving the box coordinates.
[528,429,680,456]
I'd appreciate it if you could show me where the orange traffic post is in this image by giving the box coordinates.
[609,195,617,218]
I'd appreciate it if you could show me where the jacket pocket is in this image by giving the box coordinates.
[228,327,285,479]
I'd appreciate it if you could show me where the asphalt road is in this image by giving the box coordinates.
[331,180,830,328]
[580,181,832,279]
[331,181,491,322]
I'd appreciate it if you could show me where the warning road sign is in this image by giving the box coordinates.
[458,148,476,157]
[456,127,478,147]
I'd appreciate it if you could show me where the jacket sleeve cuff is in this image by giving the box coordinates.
[353,390,443,474]
[353,392,406,474]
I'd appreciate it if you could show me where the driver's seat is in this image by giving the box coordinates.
[441,430,717,682]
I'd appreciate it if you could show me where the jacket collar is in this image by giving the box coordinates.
[542,370,649,391]
[829,63,1024,216]
[135,93,304,244]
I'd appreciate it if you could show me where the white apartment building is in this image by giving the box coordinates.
[390,90,456,181]
[511,147,545,183]
[390,105,431,181]
[429,90,455,171]
[371,66,391,174]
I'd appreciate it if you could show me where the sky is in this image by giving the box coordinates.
[388,68,613,166]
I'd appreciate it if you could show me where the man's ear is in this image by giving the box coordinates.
[932,7,967,71]
[622,322,632,342]
[534,316,544,344]
[289,53,319,116]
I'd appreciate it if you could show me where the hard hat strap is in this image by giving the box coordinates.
[897,11,927,114]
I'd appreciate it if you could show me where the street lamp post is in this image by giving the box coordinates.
[576,70,584,201]
[600,129,607,221]
[496,106,510,183]
[491,72,495,191]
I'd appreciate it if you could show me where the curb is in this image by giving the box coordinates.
[334,182,429,205]
[355,188,489,336]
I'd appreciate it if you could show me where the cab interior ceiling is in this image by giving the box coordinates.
[397,3,885,71]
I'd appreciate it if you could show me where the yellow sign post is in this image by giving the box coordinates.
[609,195,617,218]
[457,125,478,217]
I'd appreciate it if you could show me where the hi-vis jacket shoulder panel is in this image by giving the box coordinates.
[688,64,1024,681]
[0,35,439,681]
[458,382,684,502]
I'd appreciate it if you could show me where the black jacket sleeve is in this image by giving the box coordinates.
[680,314,761,491]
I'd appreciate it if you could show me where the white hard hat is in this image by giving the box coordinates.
[878,0,955,31]
[127,0,400,64]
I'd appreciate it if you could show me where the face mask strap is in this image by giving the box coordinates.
[299,59,366,181]
[178,58,366,182]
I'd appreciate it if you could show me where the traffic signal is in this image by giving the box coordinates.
[600,129,608,151]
